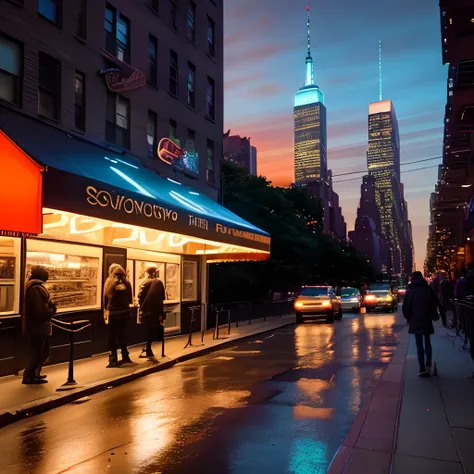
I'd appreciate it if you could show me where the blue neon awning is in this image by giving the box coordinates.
[0,109,270,253]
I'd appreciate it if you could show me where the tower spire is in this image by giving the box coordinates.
[307,6,311,59]
[378,40,383,101]
[304,6,314,86]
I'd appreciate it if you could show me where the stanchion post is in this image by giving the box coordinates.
[161,329,165,357]
[66,330,76,384]
[227,310,231,336]
[215,309,220,340]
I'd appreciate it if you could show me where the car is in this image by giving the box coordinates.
[341,287,362,313]
[294,286,343,324]
[363,284,397,313]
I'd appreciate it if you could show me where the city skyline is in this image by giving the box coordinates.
[224,0,447,271]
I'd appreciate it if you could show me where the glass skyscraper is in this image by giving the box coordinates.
[294,9,327,183]
[367,100,403,273]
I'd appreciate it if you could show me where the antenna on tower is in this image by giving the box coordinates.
[378,40,383,101]
[306,6,311,58]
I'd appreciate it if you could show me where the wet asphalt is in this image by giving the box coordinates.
[0,310,404,474]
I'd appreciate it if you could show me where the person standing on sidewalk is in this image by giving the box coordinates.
[23,265,57,385]
[138,267,165,357]
[104,264,133,368]
[403,271,447,378]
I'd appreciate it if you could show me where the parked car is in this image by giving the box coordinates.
[341,287,362,313]
[363,284,397,312]
[294,286,343,324]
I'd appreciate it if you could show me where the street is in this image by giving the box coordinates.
[0,310,404,474]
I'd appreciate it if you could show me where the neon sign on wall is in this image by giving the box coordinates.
[158,138,198,177]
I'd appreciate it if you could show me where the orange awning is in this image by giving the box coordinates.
[0,130,43,236]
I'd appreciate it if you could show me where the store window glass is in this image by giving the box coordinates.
[26,240,102,312]
[0,237,21,316]
[134,260,180,303]
[182,260,198,301]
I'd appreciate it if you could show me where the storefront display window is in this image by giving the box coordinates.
[183,260,198,301]
[0,237,21,316]
[26,240,102,313]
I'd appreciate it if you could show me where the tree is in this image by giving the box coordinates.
[209,161,375,303]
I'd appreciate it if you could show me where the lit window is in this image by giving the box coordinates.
[74,70,85,131]
[187,62,195,108]
[105,4,130,63]
[147,110,157,156]
[206,76,215,120]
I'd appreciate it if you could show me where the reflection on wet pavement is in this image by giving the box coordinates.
[0,311,402,474]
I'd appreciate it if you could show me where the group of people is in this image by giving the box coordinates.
[402,263,474,379]
[22,263,166,384]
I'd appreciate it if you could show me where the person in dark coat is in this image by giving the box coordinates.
[138,267,166,357]
[23,265,56,384]
[403,271,446,377]
[104,264,133,367]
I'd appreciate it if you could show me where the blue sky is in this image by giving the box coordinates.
[223,0,447,271]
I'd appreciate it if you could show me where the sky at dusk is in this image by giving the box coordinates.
[223,0,447,272]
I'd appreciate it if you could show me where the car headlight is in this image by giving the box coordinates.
[386,295,392,301]
[322,300,331,308]
[350,298,359,303]
[294,301,304,309]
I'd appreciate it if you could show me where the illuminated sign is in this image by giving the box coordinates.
[0,230,35,237]
[86,186,178,222]
[100,68,146,93]
[158,138,199,176]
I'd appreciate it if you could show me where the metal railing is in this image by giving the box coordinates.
[209,299,294,339]
[453,297,474,360]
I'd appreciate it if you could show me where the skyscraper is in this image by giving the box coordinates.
[294,7,327,183]
[367,100,404,273]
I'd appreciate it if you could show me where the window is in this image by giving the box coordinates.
[187,62,195,108]
[183,260,198,301]
[76,0,86,38]
[151,0,159,12]
[0,35,22,105]
[187,2,196,42]
[169,50,178,96]
[148,34,158,85]
[147,110,157,156]
[105,4,130,63]
[38,0,61,25]
[74,71,85,131]
[457,59,474,87]
[26,240,102,313]
[207,15,215,57]
[206,139,215,185]
[187,128,196,151]
[38,52,60,120]
[0,237,21,316]
[169,0,177,28]
[206,76,215,120]
[106,92,130,148]
[169,119,177,141]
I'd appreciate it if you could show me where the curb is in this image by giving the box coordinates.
[327,329,409,474]
[0,320,295,429]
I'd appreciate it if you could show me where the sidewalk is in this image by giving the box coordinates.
[0,314,294,428]
[328,317,474,474]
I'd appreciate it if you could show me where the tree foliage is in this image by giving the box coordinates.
[209,162,375,303]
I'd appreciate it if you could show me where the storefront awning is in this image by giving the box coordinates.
[0,130,43,236]
[0,111,270,255]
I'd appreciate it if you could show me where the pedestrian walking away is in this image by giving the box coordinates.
[403,271,447,378]
[138,266,166,358]
[104,263,134,368]
[22,265,57,385]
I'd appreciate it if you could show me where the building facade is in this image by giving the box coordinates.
[294,9,327,183]
[0,0,223,197]
[0,0,271,377]
[367,100,407,274]
[425,0,474,276]
[223,131,257,175]
[349,175,389,274]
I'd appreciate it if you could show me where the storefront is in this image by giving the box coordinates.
[0,113,270,376]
